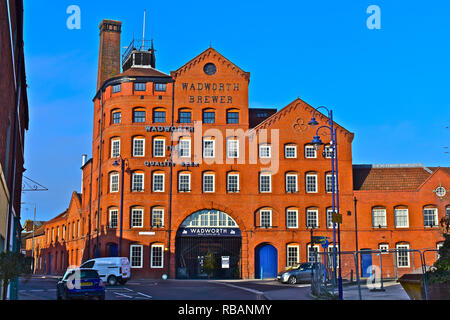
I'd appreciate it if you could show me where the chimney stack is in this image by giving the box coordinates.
[97,19,122,90]
[81,154,88,193]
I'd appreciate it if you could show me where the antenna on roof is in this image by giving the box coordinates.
[142,10,146,48]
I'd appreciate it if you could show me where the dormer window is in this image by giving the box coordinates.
[134,82,146,91]
[112,84,121,93]
[155,83,167,92]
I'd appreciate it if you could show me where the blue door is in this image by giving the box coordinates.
[255,244,278,279]
[109,243,118,257]
[361,250,373,277]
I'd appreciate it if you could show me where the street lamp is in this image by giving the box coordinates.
[21,202,37,273]
[308,106,344,300]
[112,158,126,258]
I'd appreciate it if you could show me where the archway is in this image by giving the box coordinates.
[255,244,278,279]
[175,209,242,280]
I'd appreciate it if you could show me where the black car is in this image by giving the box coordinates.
[57,268,105,300]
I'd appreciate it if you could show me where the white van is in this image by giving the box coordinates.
[80,257,131,286]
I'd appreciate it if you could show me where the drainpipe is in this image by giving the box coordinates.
[167,79,176,278]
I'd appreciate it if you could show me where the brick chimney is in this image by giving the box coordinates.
[97,19,122,90]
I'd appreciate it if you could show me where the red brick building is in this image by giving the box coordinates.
[29,19,449,280]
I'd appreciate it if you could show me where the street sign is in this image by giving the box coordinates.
[312,236,328,245]
[332,213,343,224]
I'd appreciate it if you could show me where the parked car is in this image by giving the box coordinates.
[57,268,105,300]
[277,263,322,284]
[79,257,131,286]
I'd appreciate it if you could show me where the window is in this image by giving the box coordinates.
[132,173,144,192]
[396,244,410,268]
[112,111,121,124]
[131,208,144,228]
[227,111,239,124]
[130,245,143,268]
[151,245,164,268]
[134,82,146,91]
[179,139,191,158]
[154,83,167,92]
[112,84,121,93]
[109,209,118,228]
[111,139,120,158]
[153,111,166,123]
[203,174,215,193]
[379,244,389,254]
[260,174,272,193]
[286,174,298,193]
[285,145,297,159]
[203,139,215,158]
[133,110,146,123]
[287,210,298,229]
[153,173,165,192]
[133,138,145,157]
[227,139,239,159]
[327,208,334,229]
[305,174,318,193]
[305,145,317,159]
[446,206,450,218]
[306,209,319,229]
[324,146,333,159]
[424,207,438,227]
[327,245,340,268]
[308,245,320,263]
[152,209,164,228]
[203,111,216,124]
[110,173,120,193]
[395,208,409,228]
[260,210,272,228]
[326,174,337,193]
[178,173,191,192]
[259,144,272,159]
[372,208,387,228]
[227,173,240,193]
[179,111,191,124]
[287,245,300,267]
[153,138,165,158]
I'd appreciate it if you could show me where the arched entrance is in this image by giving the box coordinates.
[255,244,278,279]
[175,210,242,280]
[107,243,118,257]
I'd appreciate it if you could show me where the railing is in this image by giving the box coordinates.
[122,39,154,65]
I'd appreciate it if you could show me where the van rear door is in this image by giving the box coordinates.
[121,258,131,279]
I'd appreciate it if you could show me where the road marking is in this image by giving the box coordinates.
[137,292,152,299]
[213,282,265,297]
[114,292,133,299]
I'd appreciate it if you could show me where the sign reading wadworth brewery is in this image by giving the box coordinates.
[182,82,240,105]
[177,227,242,237]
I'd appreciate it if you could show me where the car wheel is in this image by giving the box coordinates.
[289,276,297,285]
[107,275,118,286]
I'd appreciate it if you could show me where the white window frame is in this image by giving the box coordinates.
[111,139,121,158]
[259,144,272,159]
[203,139,215,158]
[260,174,272,193]
[179,139,191,158]
[287,245,300,267]
[203,173,216,193]
[327,208,334,229]
[260,210,273,228]
[307,245,320,263]
[110,173,120,193]
[152,208,165,228]
[372,208,387,228]
[133,138,145,157]
[132,172,145,192]
[396,244,410,268]
[227,173,240,193]
[153,138,165,158]
[394,208,409,228]
[152,173,165,193]
[285,145,297,159]
[306,208,319,229]
[151,244,164,269]
[130,245,143,269]
[324,145,333,159]
[131,208,144,228]
[109,208,119,228]
[286,209,299,229]
[328,245,340,268]
[423,207,439,227]
[178,173,191,193]
[325,174,337,194]
[305,145,317,159]
[227,139,239,159]
[305,174,318,193]
[286,174,298,193]
[379,244,389,254]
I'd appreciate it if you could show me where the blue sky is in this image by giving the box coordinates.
[21,0,450,221]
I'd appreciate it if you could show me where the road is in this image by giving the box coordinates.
[18,276,311,300]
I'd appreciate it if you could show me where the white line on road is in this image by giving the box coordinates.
[114,292,133,299]
[137,292,152,299]
[212,282,265,296]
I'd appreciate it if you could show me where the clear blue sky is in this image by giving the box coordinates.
[21,0,450,222]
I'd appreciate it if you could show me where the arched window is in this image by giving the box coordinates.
[394,206,409,228]
[153,136,166,158]
[111,109,121,125]
[203,108,216,124]
[285,144,297,159]
[180,210,238,228]
[306,207,319,229]
[372,206,387,228]
[286,207,299,229]
[109,207,118,228]
[423,205,438,227]
[286,172,298,193]
[178,108,192,124]
[131,171,145,192]
[226,109,240,124]
[153,108,166,124]
[203,171,216,193]
[132,107,146,123]
[178,171,191,193]
[109,171,120,193]
[130,207,144,228]
[305,172,318,193]
[132,136,145,157]
[227,171,240,193]
[151,207,165,228]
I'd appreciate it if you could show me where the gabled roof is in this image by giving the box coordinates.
[353,164,440,191]
[116,67,170,78]
[171,47,250,81]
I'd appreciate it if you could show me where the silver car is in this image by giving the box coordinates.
[277,263,314,284]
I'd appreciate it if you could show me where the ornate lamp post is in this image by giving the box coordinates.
[113,157,127,257]
[308,106,344,300]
